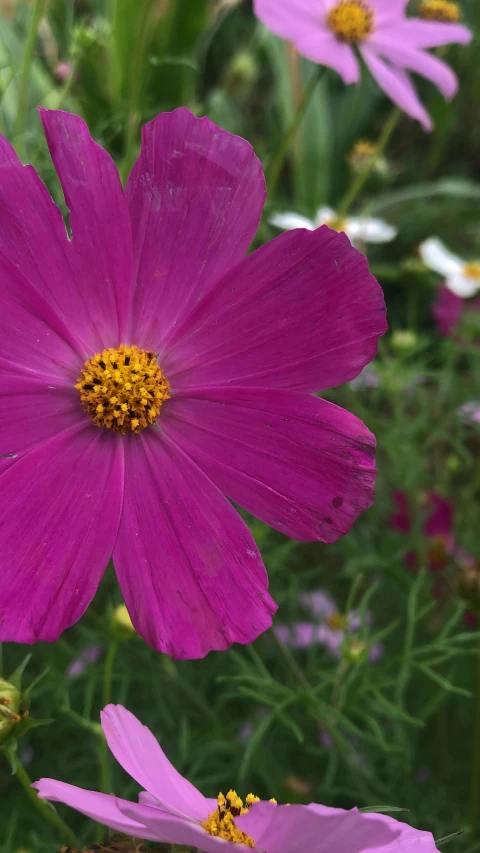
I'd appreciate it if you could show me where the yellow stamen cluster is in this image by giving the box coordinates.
[326,611,348,631]
[463,261,480,281]
[202,790,277,846]
[76,344,170,434]
[419,1,461,23]
[327,0,374,42]
[347,139,376,168]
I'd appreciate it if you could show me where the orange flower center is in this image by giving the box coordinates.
[463,261,480,281]
[76,344,170,434]
[327,0,374,42]
[419,1,461,22]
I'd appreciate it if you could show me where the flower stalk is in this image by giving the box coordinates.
[14,0,49,153]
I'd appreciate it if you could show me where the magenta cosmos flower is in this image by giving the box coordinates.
[253,0,471,130]
[0,108,386,658]
[34,704,440,853]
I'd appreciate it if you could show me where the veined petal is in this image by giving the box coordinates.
[40,109,134,346]
[0,425,123,643]
[419,237,464,276]
[125,107,265,352]
[360,47,433,130]
[32,780,149,836]
[113,430,276,658]
[101,704,208,821]
[163,227,386,394]
[162,389,377,543]
[270,212,315,231]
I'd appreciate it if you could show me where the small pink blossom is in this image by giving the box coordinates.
[254,0,471,129]
[33,704,441,853]
[66,645,103,677]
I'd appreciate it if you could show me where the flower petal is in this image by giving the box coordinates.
[0,425,123,643]
[125,107,265,351]
[369,37,458,100]
[101,704,208,821]
[163,227,386,394]
[118,801,251,852]
[298,589,336,617]
[446,275,480,299]
[360,47,432,130]
[32,779,148,836]
[295,32,360,84]
[238,801,437,853]
[254,0,327,42]
[419,237,463,276]
[40,109,134,345]
[432,286,463,337]
[346,217,397,243]
[113,430,276,658]
[0,252,83,380]
[0,375,83,464]
[393,19,472,49]
[270,212,315,231]
[162,388,377,543]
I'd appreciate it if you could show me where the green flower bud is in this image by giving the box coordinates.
[342,639,369,664]
[391,330,418,352]
[0,677,22,745]
[111,603,136,638]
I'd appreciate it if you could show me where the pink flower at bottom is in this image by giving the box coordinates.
[0,107,386,659]
[254,0,471,129]
[33,704,441,853]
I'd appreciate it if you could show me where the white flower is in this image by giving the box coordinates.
[270,206,397,247]
[420,237,480,299]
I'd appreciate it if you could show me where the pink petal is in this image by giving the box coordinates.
[370,36,457,99]
[370,0,409,27]
[0,425,123,643]
[360,47,433,130]
[125,107,265,351]
[423,492,454,540]
[0,375,83,464]
[253,0,327,42]
[101,704,208,821]
[32,779,148,835]
[295,33,360,84]
[0,250,84,379]
[163,228,386,394]
[113,430,276,658]
[393,19,472,49]
[118,801,250,852]
[390,491,411,533]
[162,388,377,543]
[39,109,133,345]
[432,286,463,337]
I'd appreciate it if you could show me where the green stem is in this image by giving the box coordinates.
[470,643,480,836]
[269,626,313,692]
[56,61,78,110]
[265,66,325,198]
[120,0,153,184]
[14,0,48,152]
[337,106,401,219]
[99,640,118,796]
[15,758,79,848]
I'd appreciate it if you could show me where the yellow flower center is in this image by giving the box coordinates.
[325,216,347,232]
[327,0,374,42]
[76,344,170,434]
[326,611,348,631]
[419,1,461,22]
[203,790,277,846]
[463,261,480,281]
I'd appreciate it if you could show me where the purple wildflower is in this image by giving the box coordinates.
[0,108,386,658]
[33,704,441,853]
[66,645,103,678]
[253,0,471,129]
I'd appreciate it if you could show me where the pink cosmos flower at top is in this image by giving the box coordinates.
[33,704,441,853]
[254,0,471,129]
[0,107,386,659]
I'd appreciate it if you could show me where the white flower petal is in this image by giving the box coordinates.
[314,206,337,226]
[445,274,480,299]
[270,212,315,231]
[346,217,397,243]
[419,237,463,276]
